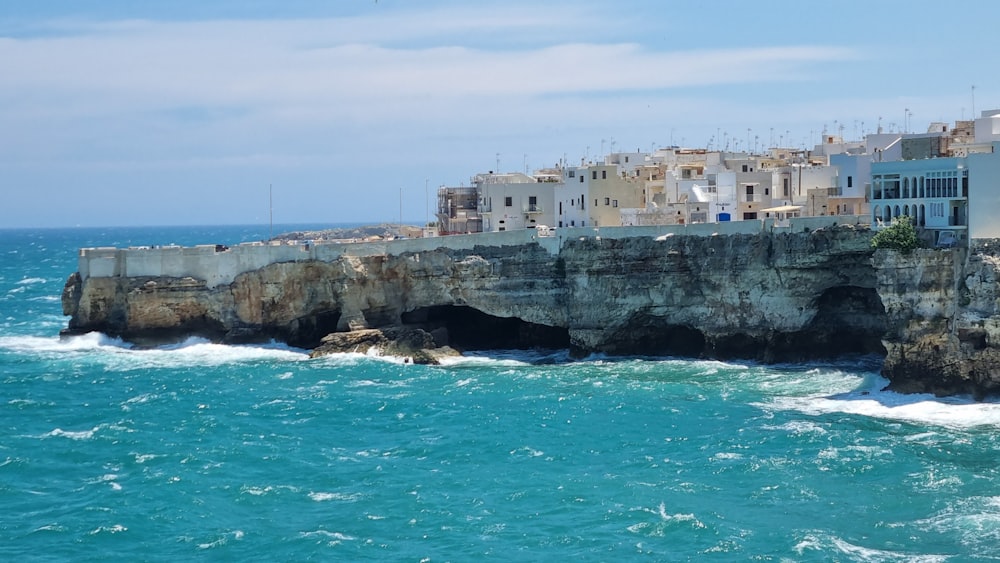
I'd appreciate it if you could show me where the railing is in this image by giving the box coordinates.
[523,204,543,214]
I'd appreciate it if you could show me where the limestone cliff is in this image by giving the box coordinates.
[63,226,885,364]
[875,247,1000,398]
[66,225,1000,396]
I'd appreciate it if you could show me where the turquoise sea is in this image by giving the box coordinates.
[3,225,1000,561]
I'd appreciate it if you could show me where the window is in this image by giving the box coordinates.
[764,187,770,196]
[579,175,584,183]
[504,196,512,207]
[559,201,563,215]
[604,197,610,205]
[568,170,575,178]
[612,199,618,208]
[742,164,748,172]
[625,156,629,163]
[601,170,607,179]
[847,176,853,188]
[783,177,790,197]
[594,198,598,206]
[592,171,597,180]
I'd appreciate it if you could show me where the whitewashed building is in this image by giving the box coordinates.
[476,172,557,232]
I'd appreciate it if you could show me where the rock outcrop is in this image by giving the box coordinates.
[309,327,460,364]
[875,246,1000,398]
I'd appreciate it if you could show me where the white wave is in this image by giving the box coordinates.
[27,295,60,302]
[918,497,1000,555]
[16,277,47,285]
[299,530,356,542]
[762,420,828,435]
[88,474,122,491]
[46,427,98,440]
[509,446,544,458]
[766,388,1000,430]
[308,491,362,502]
[627,503,706,536]
[133,453,160,464]
[125,338,308,367]
[311,348,423,366]
[437,348,573,367]
[197,530,244,550]
[88,524,127,535]
[3,333,309,369]
[795,532,947,562]
[0,332,132,354]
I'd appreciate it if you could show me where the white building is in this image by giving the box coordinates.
[477,172,556,232]
[556,163,644,227]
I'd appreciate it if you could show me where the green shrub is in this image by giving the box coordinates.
[872,215,920,252]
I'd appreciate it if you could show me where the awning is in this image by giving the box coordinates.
[760,205,803,213]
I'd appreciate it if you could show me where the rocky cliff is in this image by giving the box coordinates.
[63,226,884,357]
[874,246,1000,398]
[62,226,1000,396]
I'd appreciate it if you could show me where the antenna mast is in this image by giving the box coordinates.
[269,184,273,241]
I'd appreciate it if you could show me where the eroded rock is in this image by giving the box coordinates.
[309,327,460,365]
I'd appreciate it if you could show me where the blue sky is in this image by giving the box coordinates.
[2,0,998,228]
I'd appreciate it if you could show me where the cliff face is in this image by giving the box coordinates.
[875,248,1000,397]
[65,226,1000,395]
[63,227,886,364]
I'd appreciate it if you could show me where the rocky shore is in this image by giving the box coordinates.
[60,225,1000,397]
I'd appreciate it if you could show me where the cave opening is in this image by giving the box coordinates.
[612,322,707,357]
[799,285,888,358]
[286,309,343,349]
[401,305,570,351]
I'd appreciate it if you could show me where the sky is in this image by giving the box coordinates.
[2,0,999,228]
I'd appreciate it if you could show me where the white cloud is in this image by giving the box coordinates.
[0,14,856,121]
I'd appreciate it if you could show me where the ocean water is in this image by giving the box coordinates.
[3,225,1000,561]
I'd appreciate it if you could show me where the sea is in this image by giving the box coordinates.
[3,224,1000,562]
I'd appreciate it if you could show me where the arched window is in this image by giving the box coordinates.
[903,177,910,199]
[919,204,926,227]
[904,204,910,217]
[873,205,882,223]
[919,177,925,198]
[894,205,901,218]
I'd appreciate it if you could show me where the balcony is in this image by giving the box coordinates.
[523,204,543,214]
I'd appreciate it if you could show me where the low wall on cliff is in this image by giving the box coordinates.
[77,215,869,288]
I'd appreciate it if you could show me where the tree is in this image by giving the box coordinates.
[872,215,920,252]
